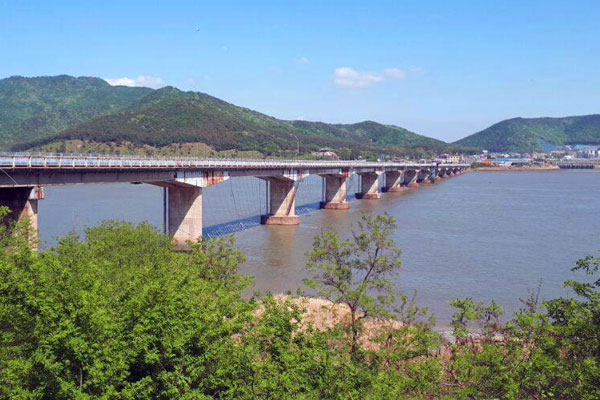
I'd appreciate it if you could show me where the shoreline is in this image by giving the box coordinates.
[473,166,561,172]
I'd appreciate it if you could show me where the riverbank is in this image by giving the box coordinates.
[472,165,560,172]
[265,295,405,350]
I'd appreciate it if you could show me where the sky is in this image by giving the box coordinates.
[1,0,599,142]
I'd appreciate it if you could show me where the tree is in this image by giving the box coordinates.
[0,220,256,399]
[304,212,402,357]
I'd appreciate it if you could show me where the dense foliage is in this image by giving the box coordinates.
[1,209,598,399]
[455,115,600,152]
[0,75,151,149]
[21,86,454,158]
[4,75,472,158]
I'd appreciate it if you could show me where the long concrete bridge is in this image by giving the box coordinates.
[0,153,469,247]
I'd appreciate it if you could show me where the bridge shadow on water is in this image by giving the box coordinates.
[203,201,322,238]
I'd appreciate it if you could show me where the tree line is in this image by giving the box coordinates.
[0,208,598,399]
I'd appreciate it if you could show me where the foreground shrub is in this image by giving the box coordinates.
[0,211,598,399]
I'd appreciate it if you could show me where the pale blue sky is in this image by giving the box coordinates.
[1,0,599,141]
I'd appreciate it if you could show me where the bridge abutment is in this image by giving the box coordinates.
[319,174,350,210]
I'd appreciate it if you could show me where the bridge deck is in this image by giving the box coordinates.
[0,153,468,171]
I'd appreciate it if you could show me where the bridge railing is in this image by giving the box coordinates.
[0,152,470,170]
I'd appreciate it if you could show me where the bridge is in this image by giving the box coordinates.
[0,153,469,248]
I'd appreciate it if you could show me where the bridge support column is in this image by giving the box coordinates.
[417,169,431,185]
[0,186,44,244]
[319,174,349,210]
[355,171,382,199]
[404,170,419,188]
[261,178,300,225]
[149,170,230,249]
[382,171,404,193]
[168,185,202,248]
[439,169,449,179]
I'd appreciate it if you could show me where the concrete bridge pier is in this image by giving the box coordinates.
[261,178,300,225]
[404,169,419,188]
[260,170,307,225]
[355,171,382,199]
[0,186,44,238]
[426,169,438,184]
[150,170,229,249]
[167,184,203,248]
[319,173,350,210]
[417,169,431,185]
[382,170,404,193]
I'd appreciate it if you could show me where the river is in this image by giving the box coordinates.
[38,169,600,328]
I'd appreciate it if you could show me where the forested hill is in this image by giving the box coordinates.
[14,81,463,158]
[0,75,152,148]
[454,115,600,152]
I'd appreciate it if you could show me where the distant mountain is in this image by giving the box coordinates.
[454,115,600,152]
[0,75,152,149]
[289,120,447,149]
[17,82,462,158]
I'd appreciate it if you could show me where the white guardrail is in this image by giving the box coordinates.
[0,153,469,170]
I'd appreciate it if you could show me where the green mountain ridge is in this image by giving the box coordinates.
[454,115,600,152]
[0,75,152,148]
[7,77,463,157]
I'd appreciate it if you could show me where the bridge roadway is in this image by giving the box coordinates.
[0,153,470,248]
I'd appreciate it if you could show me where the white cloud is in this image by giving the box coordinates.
[104,75,165,89]
[334,67,383,87]
[383,67,406,79]
[294,56,309,64]
[333,66,416,88]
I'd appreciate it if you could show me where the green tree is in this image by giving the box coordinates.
[304,212,402,357]
[0,220,256,399]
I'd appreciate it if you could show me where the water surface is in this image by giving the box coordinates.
[39,170,600,327]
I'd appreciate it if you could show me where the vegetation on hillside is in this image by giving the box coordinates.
[3,76,474,158]
[0,75,151,149]
[1,208,599,399]
[20,86,464,159]
[455,115,600,152]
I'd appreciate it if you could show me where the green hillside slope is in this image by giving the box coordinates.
[290,120,448,150]
[0,75,152,149]
[20,85,460,158]
[454,115,600,152]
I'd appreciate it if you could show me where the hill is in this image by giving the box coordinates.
[0,75,152,149]
[18,84,462,158]
[290,120,449,151]
[454,115,600,152]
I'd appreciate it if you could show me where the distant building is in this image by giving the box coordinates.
[436,153,460,163]
[312,147,339,159]
[580,147,600,158]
